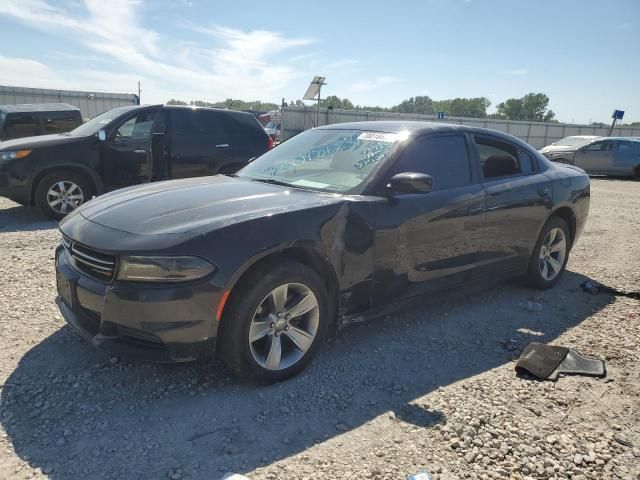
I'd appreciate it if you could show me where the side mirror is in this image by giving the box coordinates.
[97,130,107,142]
[386,172,433,194]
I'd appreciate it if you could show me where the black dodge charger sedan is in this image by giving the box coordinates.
[55,121,590,382]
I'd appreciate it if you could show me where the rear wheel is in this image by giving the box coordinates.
[525,216,570,289]
[34,171,94,220]
[218,260,329,383]
[634,166,640,180]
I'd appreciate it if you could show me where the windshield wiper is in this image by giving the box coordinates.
[249,177,292,187]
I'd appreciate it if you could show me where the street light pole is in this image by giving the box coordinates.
[316,83,322,127]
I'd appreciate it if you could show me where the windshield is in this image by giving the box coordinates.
[68,108,128,136]
[265,121,280,129]
[552,136,598,147]
[237,129,402,193]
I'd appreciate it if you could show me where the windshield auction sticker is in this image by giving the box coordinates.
[357,132,401,143]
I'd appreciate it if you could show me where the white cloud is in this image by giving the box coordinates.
[348,76,400,93]
[503,68,528,76]
[0,0,313,103]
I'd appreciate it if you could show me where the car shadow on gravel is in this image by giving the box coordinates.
[1,271,615,479]
[0,205,56,233]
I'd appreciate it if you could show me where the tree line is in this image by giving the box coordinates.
[167,92,557,122]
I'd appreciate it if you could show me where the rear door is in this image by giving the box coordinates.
[225,112,271,170]
[611,140,639,176]
[166,109,234,179]
[101,108,159,190]
[372,133,486,306]
[574,139,613,173]
[471,135,552,276]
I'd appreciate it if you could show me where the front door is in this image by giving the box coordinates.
[101,108,159,190]
[574,139,613,174]
[372,133,486,306]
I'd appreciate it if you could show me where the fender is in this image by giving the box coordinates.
[27,163,105,206]
[222,239,337,293]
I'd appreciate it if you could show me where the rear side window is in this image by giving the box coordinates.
[226,112,265,139]
[615,140,639,153]
[474,136,533,179]
[40,111,81,134]
[172,110,230,142]
[391,134,471,190]
[4,113,39,139]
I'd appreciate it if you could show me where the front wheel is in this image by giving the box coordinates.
[218,260,330,383]
[34,171,93,220]
[525,216,570,289]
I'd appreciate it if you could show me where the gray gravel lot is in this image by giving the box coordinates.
[0,178,638,480]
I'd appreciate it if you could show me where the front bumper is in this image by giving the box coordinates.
[55,245,222,362]
[0,159,30,204]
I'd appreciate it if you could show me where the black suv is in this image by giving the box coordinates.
[0,104,271,219]
[0,103,83,141]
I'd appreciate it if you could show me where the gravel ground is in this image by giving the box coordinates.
[0,178,638,480]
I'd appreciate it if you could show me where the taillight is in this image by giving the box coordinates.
[267,136,274,149]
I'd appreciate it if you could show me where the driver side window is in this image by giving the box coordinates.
[586,141,612,152]
[114,111,156,142]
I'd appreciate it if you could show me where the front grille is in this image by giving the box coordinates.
[69,242,117,282]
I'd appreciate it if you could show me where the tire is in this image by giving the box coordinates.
[218,259,330,383]
[34,170,94,220]
[634,166,640,181]
[525,216,571,289]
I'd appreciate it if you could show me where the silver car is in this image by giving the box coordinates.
[543,137,640,179]
[539,135,601,163]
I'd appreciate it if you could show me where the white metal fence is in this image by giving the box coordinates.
[0,85,139,120]
[281,106,640,149]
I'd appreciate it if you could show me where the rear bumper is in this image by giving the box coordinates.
[55,245,222,362]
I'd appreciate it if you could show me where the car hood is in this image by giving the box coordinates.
[72,175,345,236]
[540,145,577,153]
[0,133,83,150]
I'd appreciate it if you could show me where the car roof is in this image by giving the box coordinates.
[0,103,80,114]
[604,137,640,141]
[162,104,254,118]
[316,120,535,149]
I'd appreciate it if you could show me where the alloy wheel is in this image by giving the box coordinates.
[47,181,85,214]
[538,227,567,281]
[248,282,320,371]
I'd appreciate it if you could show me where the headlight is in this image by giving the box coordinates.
[0,150,32,161]
[117,256,215,282]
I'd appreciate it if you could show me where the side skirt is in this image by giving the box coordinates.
[337,266,524,330]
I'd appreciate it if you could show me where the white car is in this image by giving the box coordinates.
[539,135,601,163]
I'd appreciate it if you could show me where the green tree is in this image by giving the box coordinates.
[391,96,435,114]
[167,99,187,105]
[496,93,555,121]
[319,95,354,109]
[432,97,490,118]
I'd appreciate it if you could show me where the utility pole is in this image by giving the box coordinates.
[137,81,141,105]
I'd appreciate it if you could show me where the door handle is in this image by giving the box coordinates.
[134,149,147,155]
[216,144,229,148]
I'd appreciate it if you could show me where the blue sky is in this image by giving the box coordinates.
[0,0,638,123]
